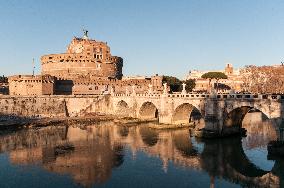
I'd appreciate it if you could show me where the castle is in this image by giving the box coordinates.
[8,31,163,95]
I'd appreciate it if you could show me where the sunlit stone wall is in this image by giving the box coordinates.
[0,95,102,118]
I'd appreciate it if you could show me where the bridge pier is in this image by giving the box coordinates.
[158,95,173,124]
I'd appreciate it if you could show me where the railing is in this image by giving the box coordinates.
[2,93,283,101]
[0,94,104,99]
[113,92,284,100]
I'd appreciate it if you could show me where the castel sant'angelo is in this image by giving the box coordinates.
[8,31,163,95]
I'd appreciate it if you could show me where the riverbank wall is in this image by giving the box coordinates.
[0,95,104,118]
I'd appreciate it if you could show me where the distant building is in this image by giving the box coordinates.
[185,64,243,92]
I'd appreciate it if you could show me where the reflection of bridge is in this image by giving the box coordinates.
[91,92,284,136]
[0,123,282,187]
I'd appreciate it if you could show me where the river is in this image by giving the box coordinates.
[0,112,281,188]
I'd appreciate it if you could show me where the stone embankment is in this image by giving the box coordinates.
[0,95,113,128]
[148,122,195,130]
[0,113,116,129]
[0,95,108,117]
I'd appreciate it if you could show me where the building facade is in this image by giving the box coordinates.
[8,75,55,96]
[186,64,243,92]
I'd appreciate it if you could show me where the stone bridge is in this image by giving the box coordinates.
[105,92,284,136]
[1,90,284,137]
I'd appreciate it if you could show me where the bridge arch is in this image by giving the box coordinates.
[172,103,203,125]
[116,100,130,117]
[139,101,159,120]
[224,106,269,128]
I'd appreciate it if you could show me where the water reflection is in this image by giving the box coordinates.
[3,125,124,187]
[242,112,278,149]
[0,117,282,187]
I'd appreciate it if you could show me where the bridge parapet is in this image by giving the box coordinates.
[114,92,284,101]
[114,93,162,98]
[217,94,284,100]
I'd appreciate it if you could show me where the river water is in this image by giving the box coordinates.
[0,113,282,188]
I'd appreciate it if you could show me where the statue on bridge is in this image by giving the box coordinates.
[163,83,168,95]
[148,84,153,95]
[132,85,136,96]
[182,83,186,95]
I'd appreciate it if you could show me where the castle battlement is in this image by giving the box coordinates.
[8,75,55,83]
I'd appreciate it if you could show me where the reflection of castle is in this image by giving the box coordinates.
[6,125,124,187]
[8,31,163,95]
[0,122,280,187]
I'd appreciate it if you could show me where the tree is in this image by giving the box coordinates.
[184,79,196,92]
[162,76,182,92]
[0,75,7,83]
[201,72,228,92]
[201,72,228,80]
[240,65,284,94]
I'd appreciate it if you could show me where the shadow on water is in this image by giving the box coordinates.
[173,130,198,157]
[139,126,159,147]
[201,137,268,176]
[0,114,35,132]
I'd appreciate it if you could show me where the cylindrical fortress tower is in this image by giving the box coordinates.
[41,32,123,79]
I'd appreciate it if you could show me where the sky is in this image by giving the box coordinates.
[1,0,284,79]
